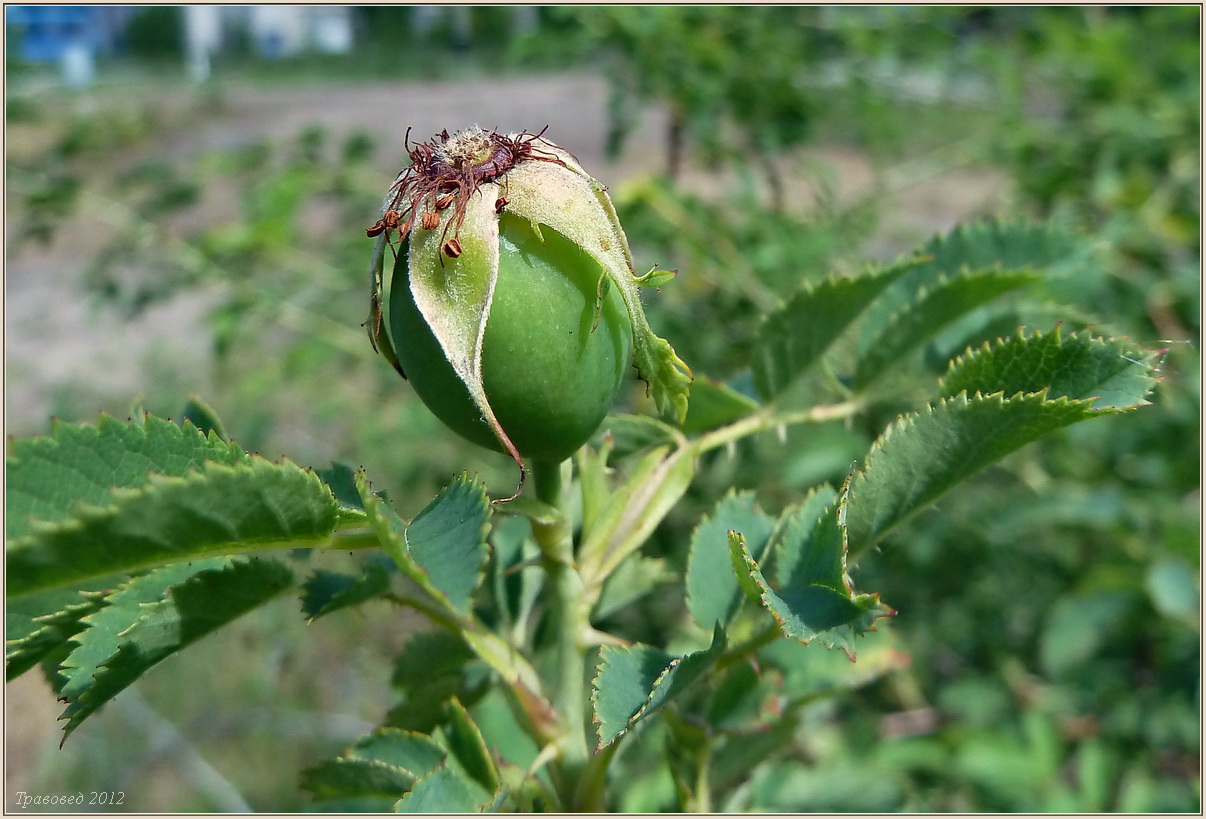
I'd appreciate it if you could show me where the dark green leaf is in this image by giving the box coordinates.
[349,728,446,776]
[854,269,1039,388]
[358,471,490,620]
[844,392,1133,554]
[6,414,246,542]
[592,626,727,748]
[911,219,1087,283]
[8,458,339,599]
[179,395,226,439]
[773,485,839,590]
[405,475,491,618]
[301,758,418,800]
[394,764,493,813]
[686,491,776,631]
[389,631,490,735]
[940,327,1159,410]
[731,522,892,657]
[300,563,392,622]
[6,591,106,680]
[752,260,915,400]
[60,557,294,738]
[442,697,500,794]
[315,461,368,518]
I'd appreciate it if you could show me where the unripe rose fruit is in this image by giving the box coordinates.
[366,127,691,486]
[389,212,633,462]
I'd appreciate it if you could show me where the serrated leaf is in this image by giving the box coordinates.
[394,763,492,813]
[845,392,1133,554]
[679,376,761,434]
[315,461,369,520]
[773,485,839,590]
[731,526,892,658]
[179,395,226,439]
[753,260,915,401]
[6,591,107,680]
[405,475,491,618]
[59,557,294,737]
[301,758,419,800]
[913,220,1086,281]
[357,472,490,620]
[8,458,339,599]
[6,414,247,542]
[389,631,490,734]
[940,327,1158,410]
[443,697,500,794]
[349,728,446,776]
[55,558,228,701]
[858,220,1086,354]
[592,626,727,749]
[686,491,776,631]
[855,269,1039,388]
[301,563,392,622]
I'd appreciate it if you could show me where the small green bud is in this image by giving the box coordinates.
[366,127,691,493]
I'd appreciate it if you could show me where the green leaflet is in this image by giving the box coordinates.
[300,563,392,622]
[301,728,446,803]
[302,759,419,801]
[6,413,246,542]
[405,476,492,619]
[685,490,777,632]
[731,484,893,657]
[856,219,1087,357]
[592,626,727,749]
[6,589,107,680]
[854,268,1040,389]
[7,457,339,599]
[773,485,840,590]
[395,764,494,813]
[442,697,500,795]
[55,559,229,702]
[354,471,489,621]
[844,392,1136,556]
[356,472,553,727]
[940,327,1159,410]
[350,728,447,774]
[752,260,916,401]
[179,395,227,439]
[57,557,295,738]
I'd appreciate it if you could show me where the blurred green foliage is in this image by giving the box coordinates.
[5,5,1197,812]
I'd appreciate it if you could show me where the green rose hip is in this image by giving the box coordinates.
[365,127,691,494]
[389,211,633,462]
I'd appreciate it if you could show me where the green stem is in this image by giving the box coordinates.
[530,458,595,810]
[691,399,864,456]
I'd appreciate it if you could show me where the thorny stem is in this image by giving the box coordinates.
[530,458,595,811]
